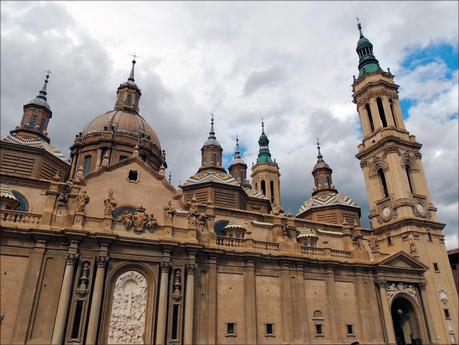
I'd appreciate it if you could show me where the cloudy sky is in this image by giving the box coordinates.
[1,1,458,247]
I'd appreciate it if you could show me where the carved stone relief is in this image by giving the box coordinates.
[385,282,417,301]
[107,271,148,344]
[120,208,158,234]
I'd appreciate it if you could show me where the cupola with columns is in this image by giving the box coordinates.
[251,121,282,210]
[11,72,53,142]
[297,140,360,225]
[199,115,224,172]
[228,137,250,187]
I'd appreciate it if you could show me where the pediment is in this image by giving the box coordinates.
[81,158,184,219]
[378,251,428,271]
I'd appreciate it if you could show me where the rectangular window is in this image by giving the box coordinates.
[346,324,354,335]
[225,322,236,336]
[171,304,179,340]
[315,323,323,336]
[265,323,274,336]
[444,308,450,319]
[387,236,392,245]
[433,263,440,272]
[83,156,92,175]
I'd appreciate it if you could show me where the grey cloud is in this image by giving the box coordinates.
[243,66,285,96]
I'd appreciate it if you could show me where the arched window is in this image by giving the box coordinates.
[214,219,229,236]
[270,180,275,203]
[240,171,244,182]
[127,94,132,106]
[12,191,29,211]
[376,97,388,127]
[312,310,323,319]
[213,153,217,165]
[315,177,318,188]
[378,168,389,198]
[389,99,397,127]
[30,115,38,129]
[261,180,266,196]
[405,165,414,193]
[365,103,375,132]
[326,176,331,187]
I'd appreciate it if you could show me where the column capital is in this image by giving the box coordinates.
[96,255,109,268]
[374,277,387,287]
[160,261,171,273]
[66,252,79,265]
[186,263,196,275]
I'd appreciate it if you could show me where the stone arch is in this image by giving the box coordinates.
[100,263,156,345]
[11,190,29,211]
[400,154,418,171]
[369,158,388,177]
[389,292,429,345]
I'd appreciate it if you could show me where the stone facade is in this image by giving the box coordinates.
[1,25,458,345]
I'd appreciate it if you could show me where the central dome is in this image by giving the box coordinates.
[82,110,161,149]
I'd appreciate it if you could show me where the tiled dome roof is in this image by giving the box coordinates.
[298,190,359,214]
[82,110,161,148]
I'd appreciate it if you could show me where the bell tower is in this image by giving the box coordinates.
[251,121,281,210]
[353,20,458,344]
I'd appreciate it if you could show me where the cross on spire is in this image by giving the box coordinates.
[316,137,323,159]
[356,17,363,38]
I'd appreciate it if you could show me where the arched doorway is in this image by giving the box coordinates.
[391,296,423,345]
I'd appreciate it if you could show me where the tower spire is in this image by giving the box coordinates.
[37,71,51,101]
[316,137,323,160]
[208,113,216,139]
[257,118,272,164]
[128,54,136,82]
[234,135,241,159]
[356,17,363,38]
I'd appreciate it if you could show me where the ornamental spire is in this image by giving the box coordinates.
[37,71,51,101]
[209,113,216,139]
[257,118,272,164]
[128,54,136,82]
[316,137,323,160]
[234,136,241,159]
[355,17,381,79]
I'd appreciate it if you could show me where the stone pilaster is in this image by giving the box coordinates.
[51,245,79,345]
[245,259,257,344]
[207,256,217,344]
[418,282,439,344]
[375,278,396,345]
[184,263,196,345]
[85,254,109,345]
[155,262,171,345]
[325,266,340,343]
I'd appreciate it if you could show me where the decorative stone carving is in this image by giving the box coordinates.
[120,208,158,235]
[439,289,448,304]
[57,182,71,203]
[385,282,417,300]
[76,261,90,297]
[409,235,418,256]
[164,201,176,224]
[160,262,171,273]
[75,190,90,213]
[367,235,380,252]
[107,271,148,345]
[104,191,117,216]
[187,197,200,228]
[172,268,182,296]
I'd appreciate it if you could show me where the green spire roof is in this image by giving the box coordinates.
[355,18,381,78]
[257,120,273,164]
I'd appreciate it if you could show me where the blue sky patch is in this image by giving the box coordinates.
[400,43,458,118]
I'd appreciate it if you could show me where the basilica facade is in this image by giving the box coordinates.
[0,24,457,345]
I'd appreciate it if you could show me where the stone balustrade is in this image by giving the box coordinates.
[252,240,279,251]
[216,236,245,247]
[1,209,41,225]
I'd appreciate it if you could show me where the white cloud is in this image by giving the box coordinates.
[1,1,458,247]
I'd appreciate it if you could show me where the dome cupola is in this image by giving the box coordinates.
[356,18,381,78]
[199,115,224,172]
[69,59,164,179]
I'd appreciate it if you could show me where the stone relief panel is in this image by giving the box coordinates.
[107,271,148,344]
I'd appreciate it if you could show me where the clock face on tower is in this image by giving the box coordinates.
[382,207,391,217]
[416,203,424,213]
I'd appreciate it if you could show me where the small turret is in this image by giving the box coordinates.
[199,115,224,172]
[114,56,142,113]
[229,137,250,187]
